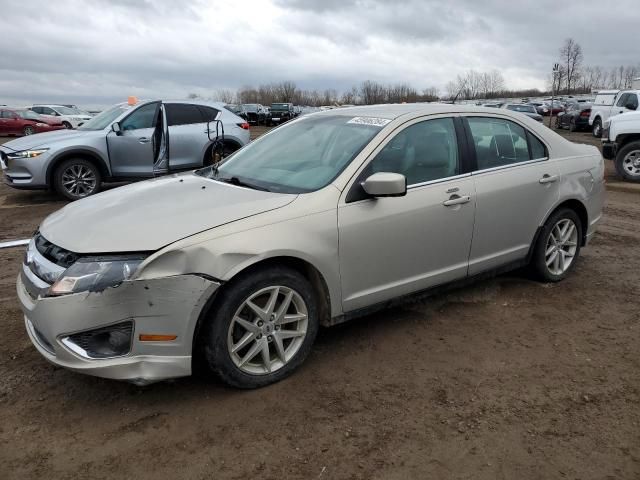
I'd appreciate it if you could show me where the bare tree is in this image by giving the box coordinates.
[559,38,583,94]
[211,89,236,103]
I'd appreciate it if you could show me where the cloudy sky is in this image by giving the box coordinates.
[1,0,638,108]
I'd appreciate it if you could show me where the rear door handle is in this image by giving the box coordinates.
[138,137,151,144]
[539,174,559,184]
[443,194,471,207]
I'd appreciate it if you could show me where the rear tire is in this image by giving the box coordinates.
[569,119,577,132]
[531,208,582,282]
[53,158,101,201]
[614,141,640,182]
[201,266,319,389]
[592,118,602,138]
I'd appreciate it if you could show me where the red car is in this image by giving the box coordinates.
[0,108,65,136]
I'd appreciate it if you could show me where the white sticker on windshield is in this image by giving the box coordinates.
[347,116,391,127]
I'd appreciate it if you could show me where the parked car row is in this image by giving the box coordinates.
[588,89,639,138]
[0,108,66,136]
[224,103,304,126]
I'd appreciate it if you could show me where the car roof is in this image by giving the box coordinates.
[309,103,538,120]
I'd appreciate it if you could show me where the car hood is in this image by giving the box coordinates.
[39,173,297,253]
[0,129,100,151]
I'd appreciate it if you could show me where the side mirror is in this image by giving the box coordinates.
[111,122,122,135]
[361,172,407,198]
[625,102,637,111]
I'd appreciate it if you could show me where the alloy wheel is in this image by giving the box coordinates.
[227,285,308,375]
[61,164,97,198]
[23,126,34,135]
[622,150,640,178]
[545,218,578,276]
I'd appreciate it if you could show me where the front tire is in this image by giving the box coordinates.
[569,119,577,132]
[531,208,582,282]
[615,141,640,182]
[23,126,35,136]
[62,121,72,129]
[53,158,101,201]
[201,267,319,388]
[592,118,602,138]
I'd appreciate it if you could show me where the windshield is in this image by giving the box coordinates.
[16,110,42,120]
[195,114,384,193]
[78,104,131,130]
[50,106,77,115]
[507,105,536,113]
[271,103,289,111]
[244,104,258,112]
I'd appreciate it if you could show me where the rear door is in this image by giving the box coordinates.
[106,101,159,177]
[464,115,559,275]
[0,110,10,134]
[164,103,211,170]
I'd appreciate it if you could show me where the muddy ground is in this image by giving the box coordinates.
[0,126,638,479]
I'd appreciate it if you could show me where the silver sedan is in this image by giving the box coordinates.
[17,104,605,388]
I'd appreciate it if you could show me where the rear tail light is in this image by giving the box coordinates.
[580,110,590,117]
[237,122,250,130]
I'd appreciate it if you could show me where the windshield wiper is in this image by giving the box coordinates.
[217,176,270,192]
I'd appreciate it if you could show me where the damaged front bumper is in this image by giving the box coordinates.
[17,267,220,384]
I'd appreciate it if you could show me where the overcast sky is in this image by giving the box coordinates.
[1,0,638,108]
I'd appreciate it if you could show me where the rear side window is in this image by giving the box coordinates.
[528,132,547,160]
[467,117,538,170]
[197,106,220,122]
[165,103,205,126]
[1,110,12,118]
[31,107,42,114]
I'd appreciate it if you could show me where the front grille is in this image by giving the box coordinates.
[34,232,79,268]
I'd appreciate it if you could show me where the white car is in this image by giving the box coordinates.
[30,105,93,129]
[588,90,639,138]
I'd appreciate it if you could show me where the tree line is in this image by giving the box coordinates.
[190,80,440,107]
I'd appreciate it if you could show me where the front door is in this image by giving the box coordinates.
[464,115,560,275]
[106,101,160,177]
[338,116,475,312]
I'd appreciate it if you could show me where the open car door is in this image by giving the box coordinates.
[153,104,170,176]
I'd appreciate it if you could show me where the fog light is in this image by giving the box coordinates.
[61,321,133,359]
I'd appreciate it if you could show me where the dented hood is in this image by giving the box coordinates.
[40,173,296,253]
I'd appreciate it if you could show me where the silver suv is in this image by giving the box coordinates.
[17,104,604,388]
[1,100,250,200]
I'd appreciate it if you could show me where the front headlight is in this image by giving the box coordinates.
[49,255,146,296]
[7,148,49,160]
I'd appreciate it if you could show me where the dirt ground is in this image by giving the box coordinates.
[0,126,639,479]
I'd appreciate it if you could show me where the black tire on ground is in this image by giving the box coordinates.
[554,118,562,129]
[592,118,602,138]
[53,158,102,201]
[201,266,319,389]
[614,140,640,182]
[23,126,35,136]
[62,121,72,129]
[530,208,582,283]
[569,118,577,132]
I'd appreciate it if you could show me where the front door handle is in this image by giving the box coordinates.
[539,174,559,184]
[442,194,471,207]
[138,137,151,144]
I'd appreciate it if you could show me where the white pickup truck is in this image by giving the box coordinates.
[602,111,640,181]
[589,90,639,137]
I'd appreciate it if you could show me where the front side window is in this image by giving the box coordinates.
[627,94,639,110]
[364,118,459,185]
[467,117,532,169]
[165,103,204,126]
[616,93,629,108]
[121,103,158,131]
[196,114,384,193]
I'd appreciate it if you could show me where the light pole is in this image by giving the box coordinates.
[549,63,560,128]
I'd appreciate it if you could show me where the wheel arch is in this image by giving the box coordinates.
[616,134,640,150]
[46,149,109,186]
[192,255,333,354]
[543,199,589,246]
